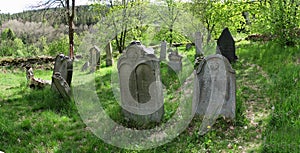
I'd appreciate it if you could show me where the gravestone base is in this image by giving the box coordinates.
[106,59,113,67]
[122,106,164,124]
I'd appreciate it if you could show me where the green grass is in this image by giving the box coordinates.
[238,41,300,152]
[0,40,299,152]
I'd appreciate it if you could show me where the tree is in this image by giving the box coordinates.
[250,0,300,46]
[93,0,150,53]
[156,0,182,46]
[190,0,245,42]
[36,0,76,59]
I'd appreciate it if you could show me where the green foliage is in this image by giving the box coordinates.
[48,35,69,56]
[249,0,300,46]
[1,28,16,41]
[0,37,26,57]
[190,0,246,40]
[154,27,189,43]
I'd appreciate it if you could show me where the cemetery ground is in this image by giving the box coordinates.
[0,41,299,152]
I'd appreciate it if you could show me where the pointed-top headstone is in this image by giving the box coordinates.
[216,28,238,63]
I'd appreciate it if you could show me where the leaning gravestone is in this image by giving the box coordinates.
[51,54,73,98]
[216,28,238,63]
[168,50,183,73]
[195,31,203,56]
[52,72,71,100]
[193,54,236,131]
[105,41,114,67]
[117,42,164,124]
[160,40,167,61]
[89,45,101,72]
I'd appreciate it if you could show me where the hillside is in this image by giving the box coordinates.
[0,5,106,27]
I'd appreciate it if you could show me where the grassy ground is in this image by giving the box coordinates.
[0,40,299,152]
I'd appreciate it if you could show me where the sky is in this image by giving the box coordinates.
[0,0,92,14]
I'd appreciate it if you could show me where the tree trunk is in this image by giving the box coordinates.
[66,0,75,86]
[169,28,173,47]
[67,0,75,60]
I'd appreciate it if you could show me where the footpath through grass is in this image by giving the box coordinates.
[0,40,299,152]
[238,41,300,152]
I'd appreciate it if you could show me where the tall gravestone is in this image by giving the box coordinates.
[193,54,236,119]
[117,42,164,123]
[105,41,114,67]
[160,40,167,61]
[89,45,101,72]
[216,28,238,63]
[51,54,73,99]
[195,31,203,56]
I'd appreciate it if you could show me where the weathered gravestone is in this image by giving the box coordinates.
[52,72,71,100]
[105,41,114,67]
[193,54,236,120]
[216,28,238,63]
[168,50,183,73]
[51,54,73,99]
[160,40,167,61]
[117,42,164,123]
[25,65,51,89]
[89,45,101,72]
[195,31,203,56]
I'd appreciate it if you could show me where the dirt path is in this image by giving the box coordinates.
[236,62,271,152]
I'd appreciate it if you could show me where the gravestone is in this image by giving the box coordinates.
[195,32,203,56]
[117,42,164,124]
[51,54,73,86]
[81,61,89,72]
[168,50,183,73]
[193,54,236,119]
[216,28,238,63]
[105,41,114,67]
[89,45,101,72]
[185,43,194,51]
[160,40,167,61]
[51,54,73,97]
[52,72,71,100]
